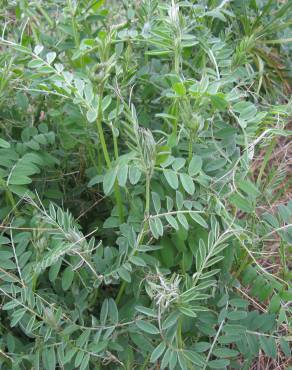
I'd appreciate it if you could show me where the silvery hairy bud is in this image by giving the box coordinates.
[168,1,179,25]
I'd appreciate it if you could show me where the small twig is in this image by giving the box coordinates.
[0,349,13,362]
[76,195,106,221]
[0,225,55,232]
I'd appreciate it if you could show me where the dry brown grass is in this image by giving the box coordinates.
[246,119,292,370]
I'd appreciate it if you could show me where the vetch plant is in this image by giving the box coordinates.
[0,1,291,369]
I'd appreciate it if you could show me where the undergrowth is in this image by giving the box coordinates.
[0,1,291,369]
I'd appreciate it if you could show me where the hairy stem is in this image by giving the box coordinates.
[96,86,124,223]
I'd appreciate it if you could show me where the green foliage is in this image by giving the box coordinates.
[0,0,291,369]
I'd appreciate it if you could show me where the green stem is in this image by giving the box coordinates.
[97,146,102,174]
[174,42,181,74]
[115,174,151,304]
[115,221,149,304]
[168,102,178,147]
[30,23,40,44]
[188,133,193,161]
[68,0,79,47]
[256,137,277,187]
[0,178,18,214]
[115,280,126,305]
[112,122,119,162]
[32,273,38,292]
[140,353,151,370]
[96,83,111,168]
[115,219,149,305]
[114,180,124,222]
[202,301,228,370]
[96,88,124,223]
[96,117,111,169]
[279,241,287,280]
[233,214,257,280]
[145,175,150,217]
[112,97,120,161]
[87,143,99,173]
[111,126,124,222]
[233,250,250,281]
[177,318,183,349]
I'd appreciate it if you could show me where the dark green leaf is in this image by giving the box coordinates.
[188,156,202,176]
[208,359,230,368]
[150,342,166,363]
[164,169,179,189]
[136,320,159,335]
[180,173,195,195]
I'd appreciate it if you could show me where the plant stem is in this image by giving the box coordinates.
[0,178,18,215]
[96,86,124,223]
[87,143,99,173]
[68,0,79,47]
[188,133,193,161]
[140,353,151,370]
[256,137,276,187]
[115,218,148,305]
[145,175,150,216]
[112,130,119,161]
[112,97,120,161]
[177,318,183,348]
[115,280,125,305]
[233,250,250,281]
[115,174,151,304]
[96,117,111,169]
[174,48,180,74]
[114,180,124,222]
[202,305,227,370]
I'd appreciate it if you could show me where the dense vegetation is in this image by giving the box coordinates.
[0,1,291,369]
